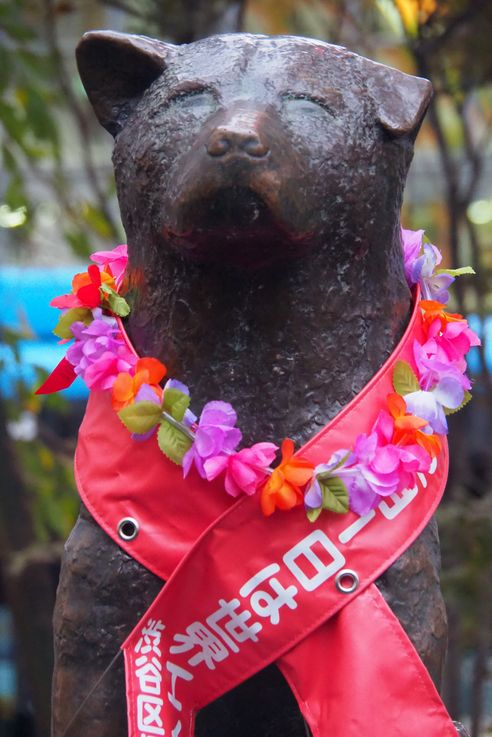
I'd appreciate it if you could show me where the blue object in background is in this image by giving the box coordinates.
[0,267,489,400]
[0,266,88,400]
[0,606,16,704]
[466,314,490,376]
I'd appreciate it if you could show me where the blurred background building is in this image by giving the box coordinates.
[0,1,491,735]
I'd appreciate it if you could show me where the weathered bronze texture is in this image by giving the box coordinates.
[53,31,451,736]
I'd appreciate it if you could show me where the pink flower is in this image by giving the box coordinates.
[90,244,128,288]
[203,442,278,497]
[84,348,136,391]
[51,293,83,309]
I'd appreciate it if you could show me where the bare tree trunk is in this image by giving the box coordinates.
[0,399,61,737]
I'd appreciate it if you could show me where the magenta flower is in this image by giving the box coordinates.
[413,335,472,392]
[372,407,433,487]
[346,429,430,516]
[90,244,128,289]
[203,442,278,497]
[83,348,136,390]
[330,410,432,517]
[427,318,480,371]
[182,401,242,479]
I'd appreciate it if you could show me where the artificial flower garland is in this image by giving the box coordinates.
[37,231,480,521]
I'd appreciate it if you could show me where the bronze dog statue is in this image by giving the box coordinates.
[52,31,456,737]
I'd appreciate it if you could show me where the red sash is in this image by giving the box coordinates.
[74,294,457,737]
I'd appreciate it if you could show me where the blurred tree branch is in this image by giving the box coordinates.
[403,0,492,379]
[100,0,246,42]
[43,0,121,241]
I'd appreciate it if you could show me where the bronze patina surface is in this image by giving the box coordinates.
[52,31,454,737]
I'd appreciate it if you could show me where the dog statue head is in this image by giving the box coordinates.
[77,32,431,273]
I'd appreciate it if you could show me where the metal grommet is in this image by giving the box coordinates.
[335,569,359,594]
[117,517,139,541]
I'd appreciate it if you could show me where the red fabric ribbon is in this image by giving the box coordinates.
[35,357,76,395]
[74,294,457,737]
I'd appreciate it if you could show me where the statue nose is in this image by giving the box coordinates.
[207,123,269,159]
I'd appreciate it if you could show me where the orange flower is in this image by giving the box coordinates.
[387,393,441,458]
[420,299,464,336]
[260,438,314,516]
[112,357,166,410]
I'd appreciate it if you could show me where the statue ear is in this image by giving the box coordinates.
[76,31,173,136]
[366,60,433,138]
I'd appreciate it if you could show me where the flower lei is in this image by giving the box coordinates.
[37,231,480,521]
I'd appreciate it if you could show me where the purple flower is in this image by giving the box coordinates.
[182,401,242,479]
[417,243,454,303]
[66,309,136,388]
[402,228,425,286]
[67,310,123,375]
[404,377,464,435]
[401,229,454,303]
[345,433,402,515]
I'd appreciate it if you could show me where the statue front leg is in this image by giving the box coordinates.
[52,505,162,737]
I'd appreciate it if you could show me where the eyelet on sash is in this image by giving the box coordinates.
[117,517,139,541]
[335,569,359,594]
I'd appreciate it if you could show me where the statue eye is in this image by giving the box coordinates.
[167,87,217,114]
[282,94,335,117]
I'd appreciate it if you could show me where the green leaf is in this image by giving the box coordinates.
[437,266,475,277]
[53,308,92,339]
[393,360,420,396]
[306,507,322,523]
[316,452,352,483]
[106,290,130,317]
[158,420,193,465]
[163,388,190,421]
[444,390,472,416]
[319,476,350,514]
[118,401,162,434]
